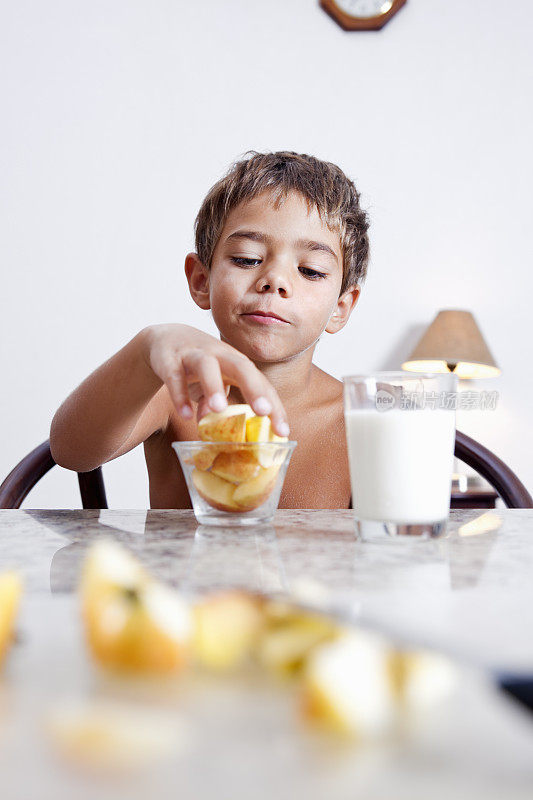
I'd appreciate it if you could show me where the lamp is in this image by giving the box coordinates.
[401,309,500,379]
[402,309,501,492]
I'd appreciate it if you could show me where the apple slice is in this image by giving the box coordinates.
[256,603,340,676]
[263,426,290,465]
[232,465,280,511]
[193,590,265,671]
[388,649,457,713]
[245,415,271,442]
[255,444,287,469]
[80,541,192,673]
[199,412,247,443]
[198,404,254,443]
[82,539,148,593]
[0,572,22,667]
[192,444,220,471]
[46,699,184,770]
[210,448,261,484]
[245,414,289,468]
[301,630,396,738]
[191,468,240,512]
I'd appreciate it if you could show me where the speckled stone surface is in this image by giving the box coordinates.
[1,509,533,799]
[1,508,532,673]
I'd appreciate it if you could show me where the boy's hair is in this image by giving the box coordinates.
[194,150,370,297]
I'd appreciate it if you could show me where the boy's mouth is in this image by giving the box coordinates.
[241,309,290,324]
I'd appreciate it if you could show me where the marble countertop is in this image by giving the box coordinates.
[1,508,533,799]
[1,507,533,674]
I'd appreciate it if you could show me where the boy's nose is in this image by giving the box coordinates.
[255,265,292,296]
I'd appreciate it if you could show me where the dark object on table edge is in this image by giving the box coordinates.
[498,674,533,716]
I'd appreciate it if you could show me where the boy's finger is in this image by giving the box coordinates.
[191,383,230,406]
[163,360,194,420]
[194,384,230,422]
[219,357,290,438]
[187,382,204,403]
[196,395,212,424]
[182,352,228,413]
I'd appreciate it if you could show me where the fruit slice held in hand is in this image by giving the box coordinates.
[246,414,288,468]
[198,404,255,443]
[0,571,22,667]
[245,414,271,443]
[80,540,192,673]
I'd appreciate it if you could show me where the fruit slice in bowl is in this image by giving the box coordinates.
[210,447,262,484]
[173,403,295,519]
[191,444,221,471]
[191,468,242,513]
[232,465,281,511]
[191,461,282,513]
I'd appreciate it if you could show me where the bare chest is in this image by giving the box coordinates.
[276,409,351,509]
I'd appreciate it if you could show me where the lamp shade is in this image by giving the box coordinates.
[401,309,501,379]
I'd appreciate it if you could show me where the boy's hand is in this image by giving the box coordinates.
[142,324,290,438]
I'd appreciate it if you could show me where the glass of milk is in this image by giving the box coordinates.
[343,372,457,541]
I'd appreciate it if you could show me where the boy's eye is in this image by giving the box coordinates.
[231,257,262,267]
[230,257,326,280]
[300,267,327,280]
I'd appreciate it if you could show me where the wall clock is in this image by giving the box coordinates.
[320,0,407,31]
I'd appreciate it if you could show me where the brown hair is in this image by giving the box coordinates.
[194,150,370,296]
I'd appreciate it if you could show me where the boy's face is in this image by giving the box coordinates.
[187,190,360,364]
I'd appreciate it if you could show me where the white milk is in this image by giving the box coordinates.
[345,408,456,523]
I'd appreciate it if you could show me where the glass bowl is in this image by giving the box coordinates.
[171,441,297,527]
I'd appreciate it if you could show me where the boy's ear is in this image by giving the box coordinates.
[325,284,361,334]
[184,252,211,311]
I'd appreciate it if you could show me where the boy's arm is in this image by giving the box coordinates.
[49,328,169,473]
[50,321,291,474]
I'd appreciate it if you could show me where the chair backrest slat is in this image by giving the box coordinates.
[0,440,108,510]
[455,429,532,509]
[0,441,55,509]
[77,469,108,509]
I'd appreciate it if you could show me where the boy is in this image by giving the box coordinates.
[50,151,370,508]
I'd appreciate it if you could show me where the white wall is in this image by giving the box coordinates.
[2,0,531,508]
